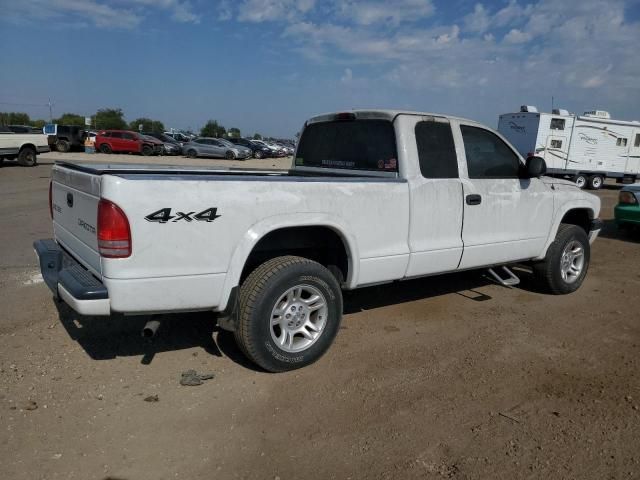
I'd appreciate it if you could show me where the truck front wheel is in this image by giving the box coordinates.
[533,224,590,294]
[17,147,37,167]
[235,256,343,372]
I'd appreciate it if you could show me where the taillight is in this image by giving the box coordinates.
[48,181,53,219]
[619,191,638,205]
[97,199,131,258]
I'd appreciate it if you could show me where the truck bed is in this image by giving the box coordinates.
[56,161,404,183]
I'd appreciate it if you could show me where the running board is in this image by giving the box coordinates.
[487,266,520,287]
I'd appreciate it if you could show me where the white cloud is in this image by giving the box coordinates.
[464,4,490,33]
[237,0,316,22]
[333,0,434,26]
[0,0,199,28]
[340,68,353,83]
[503,28,532,44]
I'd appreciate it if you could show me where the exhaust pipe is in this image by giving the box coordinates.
[142,318,161,339]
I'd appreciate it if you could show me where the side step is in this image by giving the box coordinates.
[487,266,520,287]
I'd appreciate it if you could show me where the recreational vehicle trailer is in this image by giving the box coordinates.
[498,106,640,189]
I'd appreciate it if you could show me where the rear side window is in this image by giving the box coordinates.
[296,120,397,172]
[110,132,123,139]
[461,125,521,179]
[415,121,458,178]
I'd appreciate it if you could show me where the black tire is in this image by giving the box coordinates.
[17,147,37,167]
[254,150,263,159]
[574,174,587,189]
[187,149,197,158]
[56,139,70,153]
[235,256,343,372]
[588,175,604,190]
[99,144,112,154]
[225,150,235,160]
[533,224,590,294]
[141,145,153,156]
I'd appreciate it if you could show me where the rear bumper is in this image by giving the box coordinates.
[34,239,110,316]
[588,218,603,244]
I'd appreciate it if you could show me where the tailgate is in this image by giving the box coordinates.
[51,165,102,276]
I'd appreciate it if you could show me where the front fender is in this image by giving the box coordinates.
[535,197,599,260]
[215,212,359,312]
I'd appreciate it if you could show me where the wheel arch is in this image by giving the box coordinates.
[216,214,359,312]
[535,202,597,261]
[19,143,37,153]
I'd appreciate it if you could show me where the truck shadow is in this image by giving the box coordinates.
[54,268,548,369]
[54,300,262,370]
[342,270,495,314]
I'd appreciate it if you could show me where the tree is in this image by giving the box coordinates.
[93,108,126,130]
[128,117,165,133]
[31,119,46,129]
[252,133,262,140]
[228,127,241,138]
[54,113,85,126]
[0,112,30,125]
[200,120,226,138]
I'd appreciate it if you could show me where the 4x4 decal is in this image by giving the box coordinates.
[145,207,221,224]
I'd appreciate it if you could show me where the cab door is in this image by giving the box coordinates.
[405,117,464,277]
[456,123,554,269]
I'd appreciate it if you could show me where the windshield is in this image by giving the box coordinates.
[295,119,397,172]
[218,138,234,147]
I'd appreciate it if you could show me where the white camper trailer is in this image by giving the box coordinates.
[498,106,640,189]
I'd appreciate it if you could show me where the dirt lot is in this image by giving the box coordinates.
[1,151,639,480]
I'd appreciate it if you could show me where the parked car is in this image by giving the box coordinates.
[7,125,42,134]
[251,139,283,157]
[142,132,182,155]
[614,185,640,231]
[182,137,252,159]
[37,109,602,372]
[164,132,191,144]
[228,137,271,159]
[0,128,49,166]
[46,125,87,152]
[95,130,163,156]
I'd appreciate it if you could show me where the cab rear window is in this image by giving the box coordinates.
[295,120,397,172]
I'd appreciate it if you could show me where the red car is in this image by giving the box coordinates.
[95,130,163,156]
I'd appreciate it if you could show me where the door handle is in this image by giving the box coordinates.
[466,194,482,206]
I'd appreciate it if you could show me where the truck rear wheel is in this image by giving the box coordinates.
[235,256,343,372]
[533,224,590,294]
[17,147,37,167]
[56,139,70,153]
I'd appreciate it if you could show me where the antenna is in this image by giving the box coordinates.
[551,96,554,112]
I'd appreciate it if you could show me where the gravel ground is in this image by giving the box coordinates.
[1,151,639,480]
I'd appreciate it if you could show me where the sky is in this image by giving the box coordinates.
[0,0,639,138]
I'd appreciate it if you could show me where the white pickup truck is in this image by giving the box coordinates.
[0,129,50,166]
[35,110,602,371]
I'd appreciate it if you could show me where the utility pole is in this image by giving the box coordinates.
[47,97,54,123]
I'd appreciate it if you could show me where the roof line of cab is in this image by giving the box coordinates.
[306,109,481,127]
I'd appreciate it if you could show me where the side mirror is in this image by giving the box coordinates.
[525,156,547,178]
